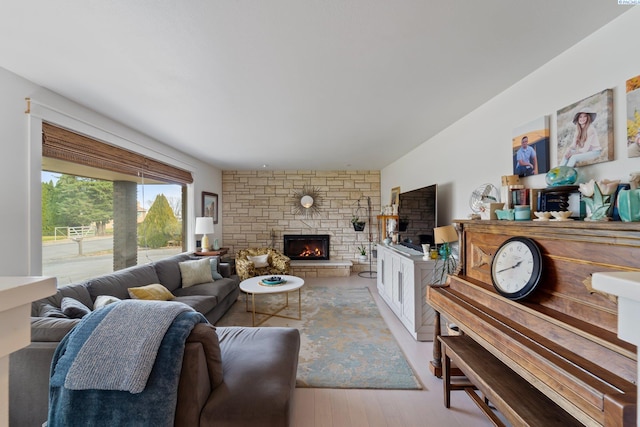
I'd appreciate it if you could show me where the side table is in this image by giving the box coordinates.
[194,248,228,257]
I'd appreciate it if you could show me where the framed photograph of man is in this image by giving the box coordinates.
[626,74,640,158]
[202,192,218,224]
[512,116,550,177]
[556,89,613,167]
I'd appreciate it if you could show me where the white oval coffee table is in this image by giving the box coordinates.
[239,275,305,326]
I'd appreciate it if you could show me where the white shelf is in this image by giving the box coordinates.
[0,276,56,427]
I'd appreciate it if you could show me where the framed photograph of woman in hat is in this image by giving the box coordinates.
[626,74,640,158]
[556,89,613,167]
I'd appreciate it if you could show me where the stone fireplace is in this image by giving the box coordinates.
[283,234,330,261]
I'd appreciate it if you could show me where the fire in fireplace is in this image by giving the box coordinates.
[283,234,330,260]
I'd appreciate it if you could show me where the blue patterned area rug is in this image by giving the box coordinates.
[216,286,422,390]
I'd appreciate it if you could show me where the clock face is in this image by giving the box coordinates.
[490,237,542,301]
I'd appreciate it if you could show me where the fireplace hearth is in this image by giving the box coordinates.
[283,234,330,260]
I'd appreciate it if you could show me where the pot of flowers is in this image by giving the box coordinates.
[357,246,367,262]
[351,216,366,231]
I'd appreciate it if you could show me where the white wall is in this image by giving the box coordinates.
[382,7,640,225]
[0,67,223,276]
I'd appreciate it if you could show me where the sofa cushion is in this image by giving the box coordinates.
[31,317,81,342]
[189,255,224,279]
[93,295,121,310]
[247,254,269,268]
[128,284,175,301]
[153,253,193,292]
[179,258,214,288]
[39,303,68,318]
[209,257,224,280]
[32,283,93,316]
[173,295,218,315]
[173,278,238,303]
[201,327,300,425]
[61,297,91,319]
[85,264,160,301]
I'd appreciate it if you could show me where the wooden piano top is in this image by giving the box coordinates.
[428,219,639,426]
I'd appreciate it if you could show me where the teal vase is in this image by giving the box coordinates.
[617,189,640,222]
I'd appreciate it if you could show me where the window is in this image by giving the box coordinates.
[41,123,192,285]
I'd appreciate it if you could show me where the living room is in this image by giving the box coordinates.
[2,2,640,426]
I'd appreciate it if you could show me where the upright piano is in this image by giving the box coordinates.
[428,220,638,426]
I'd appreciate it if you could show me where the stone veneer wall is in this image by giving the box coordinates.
[222,170,381,271]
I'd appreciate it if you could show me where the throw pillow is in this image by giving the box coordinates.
[93,295,121,310]
[39,303,69,319]
[128,284,175,301]
[209,257,224,280]
[179,258,214,287]
[61,297,91,319]
[247,254,269,268]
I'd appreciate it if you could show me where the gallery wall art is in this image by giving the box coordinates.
[202,192,218,224]
[626,75,640,158]
[556,89,613,168]
[511,116,550,177]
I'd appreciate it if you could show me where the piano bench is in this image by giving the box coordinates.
[439,334,583,427]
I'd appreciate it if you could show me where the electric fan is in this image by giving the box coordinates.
[469,184,500,217]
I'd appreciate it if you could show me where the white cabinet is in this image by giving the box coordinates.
[376,244,436,341]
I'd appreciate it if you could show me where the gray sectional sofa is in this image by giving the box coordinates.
[10,252,300,427]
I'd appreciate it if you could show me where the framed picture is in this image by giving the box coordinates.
[390,187,401,206]
[626,74,640,158]
[511,116,550,177]
[556,89,614,167]
[202,192,218,224]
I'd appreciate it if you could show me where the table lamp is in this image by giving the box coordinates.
[195,217,214,251]
[433,225,458,260]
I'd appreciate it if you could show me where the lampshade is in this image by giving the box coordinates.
[195,217,214,235]
[433,225,458,244]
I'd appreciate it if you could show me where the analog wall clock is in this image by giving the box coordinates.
[490,236,542,301]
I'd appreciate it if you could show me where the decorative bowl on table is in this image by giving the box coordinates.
[262,276,284,285]
[545,166,578,187]
[533,211,551,221]
[550,211,573,221]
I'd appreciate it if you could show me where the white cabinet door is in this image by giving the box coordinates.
[377,245,393,304]
[391,254,404,314]
[399,257,416,329]
[376,251,384,295]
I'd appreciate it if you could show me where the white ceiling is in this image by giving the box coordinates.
[0,1,631,171]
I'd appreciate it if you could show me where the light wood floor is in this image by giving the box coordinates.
[289,274,493,427]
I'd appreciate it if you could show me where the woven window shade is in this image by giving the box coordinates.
[42,122,193,184]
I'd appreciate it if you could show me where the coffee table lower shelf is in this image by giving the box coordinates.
[244,288,301,326]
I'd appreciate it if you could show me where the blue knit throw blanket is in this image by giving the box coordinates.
[48,300,207,427]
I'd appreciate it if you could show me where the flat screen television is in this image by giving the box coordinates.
[397,184,437,249]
